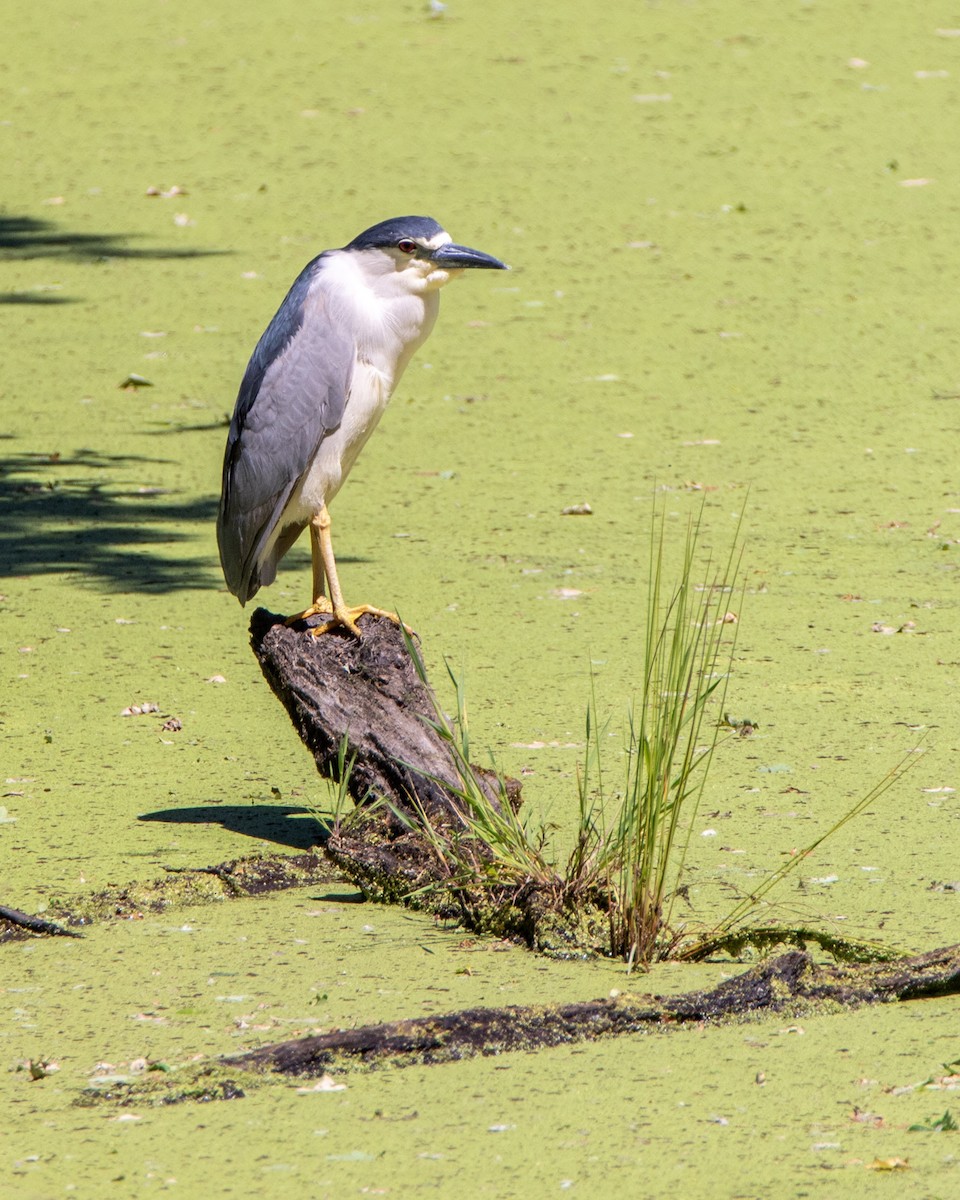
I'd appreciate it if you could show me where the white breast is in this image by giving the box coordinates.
[295,360,389,512]
[282,252,440,523]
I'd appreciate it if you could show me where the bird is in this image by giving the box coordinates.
[217,215,508,636]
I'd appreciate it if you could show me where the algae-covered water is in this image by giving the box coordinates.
[4,0,960,1195]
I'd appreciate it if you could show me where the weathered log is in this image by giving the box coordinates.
[232,943,960,1076]
[249,610,552,931]
[246,613,650,956]
[249,609,518,828]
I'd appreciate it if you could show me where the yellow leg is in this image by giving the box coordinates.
[290,506,410,639]
[283,521,333,626]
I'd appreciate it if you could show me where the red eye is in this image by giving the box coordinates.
[397,239,417,254]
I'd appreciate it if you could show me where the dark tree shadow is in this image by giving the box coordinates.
[0,291,72,305]
[0,212,229,303]
[139,804,328,851]
[0,213,226,261]
[0,444,371,591]
[0,447,220,592]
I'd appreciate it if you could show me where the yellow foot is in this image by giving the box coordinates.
[307,604,414,640]
[284,599,334,627]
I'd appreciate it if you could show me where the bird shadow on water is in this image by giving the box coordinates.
[0,447,220,592]
[138,804,329,852]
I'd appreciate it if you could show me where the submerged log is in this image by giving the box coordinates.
[0,903,83,942]
[233,944,960,1076]
[76,946,960,1105]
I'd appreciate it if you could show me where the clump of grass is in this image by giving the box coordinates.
[395,632,566,934]
[565,511,742,964]
[392,508,743,963]
[312,733,362,837]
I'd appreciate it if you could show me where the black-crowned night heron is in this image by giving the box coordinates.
[217,216,507,636]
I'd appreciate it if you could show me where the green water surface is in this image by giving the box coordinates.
[3,1,960,1195]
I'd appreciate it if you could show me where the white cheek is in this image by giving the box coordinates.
[425,266,462,289]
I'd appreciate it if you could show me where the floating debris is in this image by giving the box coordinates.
[296,1075,347,1094]
[118,373,153,390]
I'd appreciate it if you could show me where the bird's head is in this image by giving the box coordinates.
[344,216,508,294]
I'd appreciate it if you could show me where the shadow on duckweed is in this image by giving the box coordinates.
[0,291,73,305]
[0,213,227,263]
[0,212,229,303]
[0,447,219,592]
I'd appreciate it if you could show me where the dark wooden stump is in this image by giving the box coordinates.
[250,608,512,825]
[249,610,533,916]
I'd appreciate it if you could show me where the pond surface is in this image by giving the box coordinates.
[3,1,960,1195]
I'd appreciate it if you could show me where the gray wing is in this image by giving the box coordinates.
[217,255,355,603]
